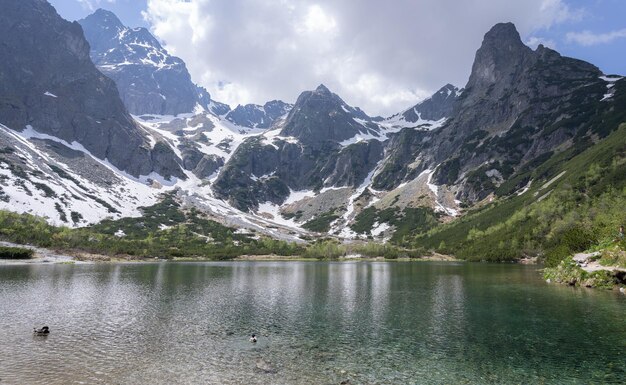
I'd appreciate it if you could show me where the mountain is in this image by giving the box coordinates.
[373,23,622,203]
[213,84,385,211]
[1,3,624,256]
[225,100,292,128]
[0,0,184,181]
[78,9,228,116]
[279,84,381,144]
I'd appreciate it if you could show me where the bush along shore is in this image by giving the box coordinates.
[0,245,34,259]
[543,243,626,290]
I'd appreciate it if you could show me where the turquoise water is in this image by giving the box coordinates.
[0,261,624,384]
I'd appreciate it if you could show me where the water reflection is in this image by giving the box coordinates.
[0,262,624,385]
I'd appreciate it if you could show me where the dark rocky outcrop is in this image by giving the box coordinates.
[225,100,292,128]
[0,0,185,180]
[79,9,221,116]
[179,143,224,178]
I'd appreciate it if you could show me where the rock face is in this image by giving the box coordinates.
[374,22,616,202]
[0,0,184,180]
[213,85,384,210]
[225,100,292,128]
[400,83,461,122]
[78,9,219,116]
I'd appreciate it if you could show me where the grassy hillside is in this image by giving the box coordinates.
[412,123,626,263]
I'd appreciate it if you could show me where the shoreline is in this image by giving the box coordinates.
[0,241,463,264]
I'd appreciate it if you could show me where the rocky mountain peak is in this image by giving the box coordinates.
[78,9,218,116]
[314,84,332,95]
[467,22,533,90]
[279,85,377,144]
[482,22,523,45]
[90,8,124,28]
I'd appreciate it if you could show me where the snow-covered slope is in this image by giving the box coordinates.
[0,123,165,226]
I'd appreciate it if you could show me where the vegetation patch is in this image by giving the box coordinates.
[84,193,119,214]
[351,206,439,245]
[543,258,621,289]
[0,192,305,260]
[48,164,88,191]
[0,246,34,259]
[54,202,67,222]
[32,182,56,198]
[302,239,430,259]
[302,210,340,233]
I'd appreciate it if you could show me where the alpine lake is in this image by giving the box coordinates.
[0,261,624,384]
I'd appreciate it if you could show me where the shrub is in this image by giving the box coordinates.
[0,246,34,259]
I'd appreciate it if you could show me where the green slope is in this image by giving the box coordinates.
[413,123,626,262]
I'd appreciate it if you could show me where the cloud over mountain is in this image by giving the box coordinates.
[144,0,581,115]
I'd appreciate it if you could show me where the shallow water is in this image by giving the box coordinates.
[0,261,624,384]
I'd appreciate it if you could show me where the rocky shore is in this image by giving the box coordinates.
[544,250,626,291]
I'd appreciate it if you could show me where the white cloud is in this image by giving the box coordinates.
[526,36,557,49]
[539,0,584,25]
[144,0,582,116]
[566,29,626,46]
[300,5,337,35]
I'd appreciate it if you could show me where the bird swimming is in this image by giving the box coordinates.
[250,334,257,343]
[34,326,50,335]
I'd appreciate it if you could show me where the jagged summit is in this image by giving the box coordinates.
[375,21,607,201]
[314,84,332,94]
[78,9,219,116]
[467,22,533,89]
[91,8,123,25]
[482,22,524,45]
[225,100,293,129]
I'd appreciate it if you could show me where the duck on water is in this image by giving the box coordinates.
[34,326,50,335]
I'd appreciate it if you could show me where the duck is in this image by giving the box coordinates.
[33,326,50,335]
[249,334,257,343]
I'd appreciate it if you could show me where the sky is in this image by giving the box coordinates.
[49,0,626,116]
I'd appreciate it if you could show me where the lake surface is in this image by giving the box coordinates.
[0,261,624,384]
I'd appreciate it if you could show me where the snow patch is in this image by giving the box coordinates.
[339,131,382,147]
[516,180,533,196]
[382,112,447,132]
[599,75,623,101]
[284,189,316,205]
[371,222,390,237]
[425,168,459,216]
